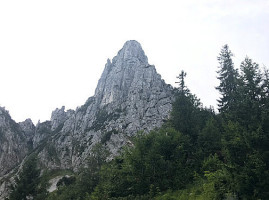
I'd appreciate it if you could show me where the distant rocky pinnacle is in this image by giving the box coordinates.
[0,40,174,198]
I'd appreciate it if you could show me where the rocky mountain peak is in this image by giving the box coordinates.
[0,107,29,177]
[91,40,173,134]
[0,41,175,199]
[95,40,155,106]
[51,106,67,131]
[119,40,148,64]
[18,118,35,141]
[19,118,35,129]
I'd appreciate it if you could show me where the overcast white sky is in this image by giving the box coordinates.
[0,0,269,124]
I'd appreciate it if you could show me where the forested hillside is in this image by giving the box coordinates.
[8,45,269,200]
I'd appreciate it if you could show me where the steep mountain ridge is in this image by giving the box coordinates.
[0,40,174,199]
[34,40,173,170]
[0,108,35,198]
[0,108,34,177]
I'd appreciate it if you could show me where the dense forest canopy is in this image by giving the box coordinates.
[9,45,269,200]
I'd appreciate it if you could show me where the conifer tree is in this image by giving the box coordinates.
[9,155,40,200]
[171,70,212,143]
[172,70,200,138]
[176,70,189,95]
[238,57,262,128]
[216,45,238,113]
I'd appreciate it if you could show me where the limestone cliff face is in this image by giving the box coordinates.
[0,40,174,198]
[33,40,173,170]
[94,40,172,134]
[0,108,35,198]
[0,108,34,177]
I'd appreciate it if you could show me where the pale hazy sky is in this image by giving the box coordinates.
[0,0,269,124]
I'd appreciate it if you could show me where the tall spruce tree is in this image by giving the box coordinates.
[171,71,200,138]
[238,57,262,128]
[216,45,238,113]
[176,70,189,95]
[171,70,212,143]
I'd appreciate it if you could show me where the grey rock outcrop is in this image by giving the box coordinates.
[94,40,172,134]
[0,107,31,177]
[0,40,175,199]
[32,40,173,170]
[33,121,52,148]
[51,106,68,132]
[19,118,35,141]
[0,108,31,199]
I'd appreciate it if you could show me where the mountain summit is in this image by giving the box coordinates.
[95,40,149,105]
[120,40,148,63]
[0,40,174,198]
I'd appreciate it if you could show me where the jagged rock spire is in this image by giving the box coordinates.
[95,40,152,106]
[0,41,174,199]
[120,40,148,64]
